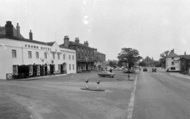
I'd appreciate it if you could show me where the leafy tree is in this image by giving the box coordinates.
[118,48,142,69]
[107,60,118,68]
[159,50,169,68]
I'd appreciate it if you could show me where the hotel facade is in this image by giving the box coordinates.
[0,21,76,80]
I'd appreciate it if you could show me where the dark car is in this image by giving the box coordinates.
[143,68,148,72]
[152,68,157,72]
[98,71,115,78]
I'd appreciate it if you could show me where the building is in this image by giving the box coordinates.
[165,49,181,72]
[94,50,106,70]
[0,21,76,80]
[180,55,190,74]
[60,36,105,72]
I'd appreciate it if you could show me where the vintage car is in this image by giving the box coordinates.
[152,68,157,72]
[143,68,148,72]
[98,71,115,78]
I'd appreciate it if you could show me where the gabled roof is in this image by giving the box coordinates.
[46,41,55,46]
[166,50,179,58]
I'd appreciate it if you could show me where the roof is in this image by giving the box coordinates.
[180,55,190,60]
[166,50,179,58]
[0,26,24,39]
[0,35,54,46]
[46,41,55,46]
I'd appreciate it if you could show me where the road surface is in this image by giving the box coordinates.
[133,71,190,119]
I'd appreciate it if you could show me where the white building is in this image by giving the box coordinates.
[165,49,181,72]
[0,21,76,80]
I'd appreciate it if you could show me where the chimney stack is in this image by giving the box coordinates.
[75,37,80,43]
[184,51,187,55]
[5,21,13,37]
[64,35,70,48]
[29,30,33,40]
[16,23,20,38]
[84,41,89,47]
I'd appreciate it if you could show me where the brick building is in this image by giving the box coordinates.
[60,36,105,72]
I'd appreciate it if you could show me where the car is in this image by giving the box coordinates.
[152,68,157,72]
[98,71,115,78]
[143,68,148,72]
[123,69,135,73]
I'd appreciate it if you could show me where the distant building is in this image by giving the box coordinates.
[94,50,106,70]
[60,36,105,72]
[165,49,181,72]
[0,21,76,80]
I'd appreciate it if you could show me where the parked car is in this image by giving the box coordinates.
[123,69,135,73]
[98,71,115,78]
[143,68,148,72]
[152,68,157,72]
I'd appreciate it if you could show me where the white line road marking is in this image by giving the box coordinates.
[127,75,138,119]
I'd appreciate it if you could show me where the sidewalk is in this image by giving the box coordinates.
[168,72,190,80]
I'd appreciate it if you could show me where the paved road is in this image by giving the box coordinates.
[133,71,190,119]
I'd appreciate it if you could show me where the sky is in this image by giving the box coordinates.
[1,0,190,60]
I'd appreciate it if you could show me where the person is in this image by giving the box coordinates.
[109,68,112,73]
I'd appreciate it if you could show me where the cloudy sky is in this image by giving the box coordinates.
[1,0,190,60]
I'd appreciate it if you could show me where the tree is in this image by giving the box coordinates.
[159,50,169,68]
[118,48,142,69]
[107,60,118,68]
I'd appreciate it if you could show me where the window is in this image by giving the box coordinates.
[72,55,74,60]
[69,55,71,60]
[52,52,55,59]
[36,52,39,59]
[72,64,75,70]
[13,65,18,75]
[28,51,32,59]
[63,54,65,60]
[58,53,60,60]
[44,52,47,59]
[171,67,175,70]
[69,64,71,70]
[171,62,174,65]
[12,49,17,58]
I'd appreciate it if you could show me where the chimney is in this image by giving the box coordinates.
[84,41,89,47]
[184,51,187,55]
[5,21,13,37]
[64,35,69,48]
[75,37,79,43]
[16,23,20,37]
[29,30,33,40]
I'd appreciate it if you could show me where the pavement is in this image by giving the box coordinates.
[0,71,137,119]
[133,71,190,119]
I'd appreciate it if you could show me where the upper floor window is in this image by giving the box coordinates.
[44,52,47,59]
[52,52,55,59]
[63,54,65,60]
[28,51,32,59]
[12,49,17,58]
[36,52,39,59]
[69,55,71,60]
[171,62,174,65]
[72,64,75,70]
[72,55,74,60]
[58,53,60,60]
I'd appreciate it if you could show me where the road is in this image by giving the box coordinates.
[133,71,190,119]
